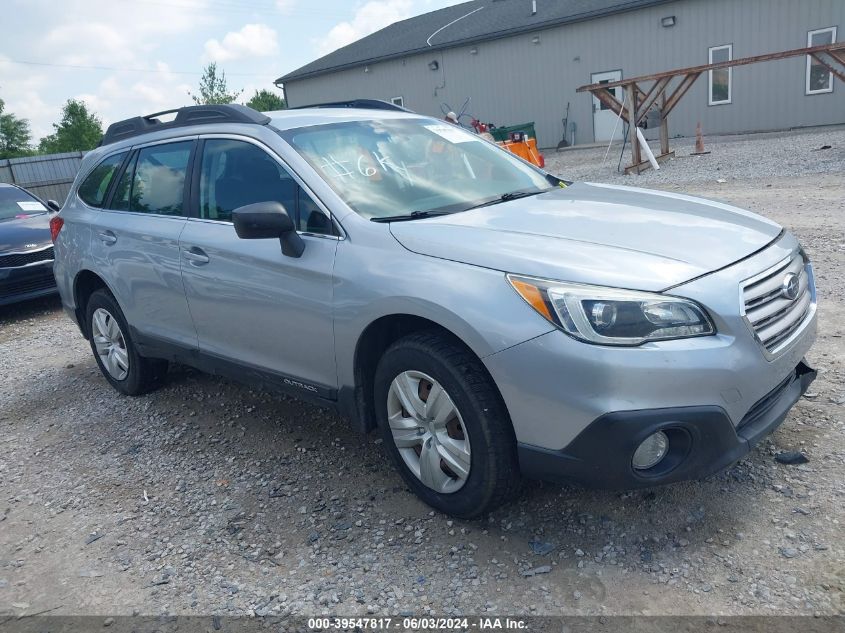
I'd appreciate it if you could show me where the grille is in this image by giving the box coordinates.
[742,253,813,353]
[1,274,56,298]
[0,246,54,269]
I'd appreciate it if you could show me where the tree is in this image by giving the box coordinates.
[245,88,286,112]
[0,98,33,159]
[39,99,103,154]
[189,63,242,105]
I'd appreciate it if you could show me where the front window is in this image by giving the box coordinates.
[279,118,554,220]
[197,138,333,235]
[807,27,837,94]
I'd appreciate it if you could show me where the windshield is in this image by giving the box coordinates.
[279,118,554,220]
[0,187,47,221]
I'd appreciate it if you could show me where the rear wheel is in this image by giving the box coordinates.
[374,331,520,518]
[86,289,167,395]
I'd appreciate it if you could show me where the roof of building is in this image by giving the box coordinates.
[278,0,675,83]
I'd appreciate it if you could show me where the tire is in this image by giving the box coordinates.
[85,289,168,396]
[374,331,521,518]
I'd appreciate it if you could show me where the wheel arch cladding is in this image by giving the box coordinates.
[347,314,510,435]
[73,270,111,338]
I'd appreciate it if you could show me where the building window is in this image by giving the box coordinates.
[390,96,404,107]
[806,27,837,94]
[708,44,732,105]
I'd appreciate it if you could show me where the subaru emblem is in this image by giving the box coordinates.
[781,273,800,301]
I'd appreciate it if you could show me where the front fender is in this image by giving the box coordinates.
[333,237,554,388]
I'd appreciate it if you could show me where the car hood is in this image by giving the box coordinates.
[0,213,52,253]
[389,182,782,291]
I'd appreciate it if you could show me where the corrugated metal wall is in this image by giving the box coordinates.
[284,0,845,148]
[0,151,84,203]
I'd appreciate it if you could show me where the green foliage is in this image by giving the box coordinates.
[245,88,286,112]
[0,98,34,159]
[39,99,103,154]
[189,63,242,105]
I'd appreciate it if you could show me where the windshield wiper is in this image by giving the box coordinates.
[370,210,455,223]
[463,188,547,212]
[370,189,548,222]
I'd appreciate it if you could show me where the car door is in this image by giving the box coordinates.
[89,138,198,349]
[179,136,339,396]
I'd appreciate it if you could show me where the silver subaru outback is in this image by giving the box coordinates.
[51,103,817,517]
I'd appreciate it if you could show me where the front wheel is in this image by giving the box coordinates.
[374,331,521,518]
[86,289,168,396]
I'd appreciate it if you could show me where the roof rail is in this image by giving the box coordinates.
[292,99,411,112]
[100,104,272,146]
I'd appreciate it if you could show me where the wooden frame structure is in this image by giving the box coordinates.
[576,42,845,174]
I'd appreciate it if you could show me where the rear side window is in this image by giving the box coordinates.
[111,153,137,212]
[78,152,126,207]
[109,141,192,216]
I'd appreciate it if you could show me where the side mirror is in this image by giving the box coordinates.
[47,200,61,213]
[232,201,305,258]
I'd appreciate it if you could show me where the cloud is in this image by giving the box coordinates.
[0,54,54,139]
[317,0,413,56]
[43,22,137,66]
[276,0,297,13]
[203,24,280,63]
[73,93,111,114]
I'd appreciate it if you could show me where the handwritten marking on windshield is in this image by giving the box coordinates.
[317,154,353,179]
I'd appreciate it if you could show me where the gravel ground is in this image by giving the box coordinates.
[544,125,845,185]
[1,127,843,618]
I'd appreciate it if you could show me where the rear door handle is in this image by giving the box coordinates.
[182,247,210,265]
[97,230,117,245]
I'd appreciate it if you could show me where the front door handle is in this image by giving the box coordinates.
[97,230,117,245]
[182,247,210,266]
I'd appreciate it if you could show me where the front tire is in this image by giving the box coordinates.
[86,289,167,396]
[374,331,521,518]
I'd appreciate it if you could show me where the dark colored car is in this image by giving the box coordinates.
[0,183,59,306]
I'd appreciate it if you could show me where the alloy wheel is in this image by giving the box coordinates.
[91,308,130,381]
[386,370,471,493]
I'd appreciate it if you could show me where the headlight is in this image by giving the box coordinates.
[508,274,715,346]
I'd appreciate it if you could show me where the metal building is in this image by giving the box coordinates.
[277,0,845,148]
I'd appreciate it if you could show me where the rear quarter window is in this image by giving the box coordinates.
[78,152,127,207]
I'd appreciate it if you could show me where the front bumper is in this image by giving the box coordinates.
[517,361,816,488]
[483,232,817,487]
[0,261,57,306]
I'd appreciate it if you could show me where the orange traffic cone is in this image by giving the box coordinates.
[691,122,710,155]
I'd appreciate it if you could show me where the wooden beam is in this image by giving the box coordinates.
[810,53,845,83]
[634,84,648,108]
[636,76,671,123]
[662,72,701,116]
[576,42,845,92]
[624,151,675,175]
[659,92,669,156]
[626,84,640,168]
[592,88,628,121]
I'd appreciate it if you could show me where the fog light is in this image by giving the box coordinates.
[632,431,669,470]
